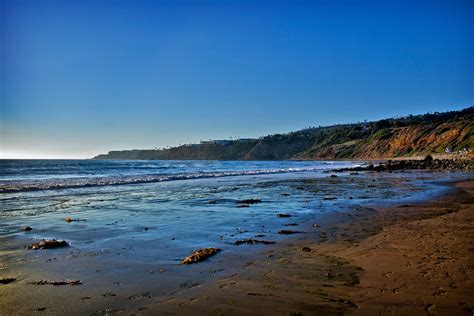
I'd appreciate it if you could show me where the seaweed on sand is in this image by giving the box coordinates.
[278,230,301,235]
[181,248,221,265]
[234,239,275,246]
[29,280,82,286]
[236,199,262,205]
[0,277,16,284]
[28,239,69,250]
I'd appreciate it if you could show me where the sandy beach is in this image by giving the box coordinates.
[1,170,473,315]
[138,180,473,315]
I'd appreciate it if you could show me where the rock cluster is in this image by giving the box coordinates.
[28,239,69,250]
[337,157,473,172]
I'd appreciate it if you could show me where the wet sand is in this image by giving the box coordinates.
[343,181,474,315]
[1,178,473,315]
[142,180,474,315]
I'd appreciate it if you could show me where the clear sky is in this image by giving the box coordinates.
[1,0,473,159]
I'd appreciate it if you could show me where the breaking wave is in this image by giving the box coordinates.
[0,165,359,193]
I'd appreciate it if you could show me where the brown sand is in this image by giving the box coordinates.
[1,180,473,315]
[344,181,474,315]
[143,180,474,315]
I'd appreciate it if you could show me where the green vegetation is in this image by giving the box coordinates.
[94,107,474,160]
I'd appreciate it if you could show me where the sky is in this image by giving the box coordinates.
[1,0,473,159]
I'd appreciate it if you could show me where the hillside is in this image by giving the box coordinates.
[93,107,474,160]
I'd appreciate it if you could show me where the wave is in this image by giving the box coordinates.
[0,165,357,193]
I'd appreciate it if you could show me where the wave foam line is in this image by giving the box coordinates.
[0,166,354,193]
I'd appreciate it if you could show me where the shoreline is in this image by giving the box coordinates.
[140,178,474,315]
[1,175,473,315]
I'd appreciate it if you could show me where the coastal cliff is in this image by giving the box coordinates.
[93,107,473,160]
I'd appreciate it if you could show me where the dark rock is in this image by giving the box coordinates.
[278,230,301,234]
[339,299,358,308]
[0,277,16,284]
[301,247,311,252]
[425,304,436,313]
[28,239,69,250]
[236,199,262,204]
[334,158,473,172]
[247,291,272,296]
[277,213,291,218]
[179,281,201,289]
[22,226,33,232]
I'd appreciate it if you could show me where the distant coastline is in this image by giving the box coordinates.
[93,107,473,161]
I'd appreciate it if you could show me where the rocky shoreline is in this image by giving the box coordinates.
[336,157,474,172]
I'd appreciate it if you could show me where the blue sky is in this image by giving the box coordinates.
[1,0,473,158]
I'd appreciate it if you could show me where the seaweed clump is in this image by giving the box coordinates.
[29,280,82,286]
[234,239,275,246]
[236,199,262,205]
[28,239,69,250]
[278,230,301,235]
[181,248,221,265]
[0,277,16,284]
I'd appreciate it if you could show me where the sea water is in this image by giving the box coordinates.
[0,159,467,265]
